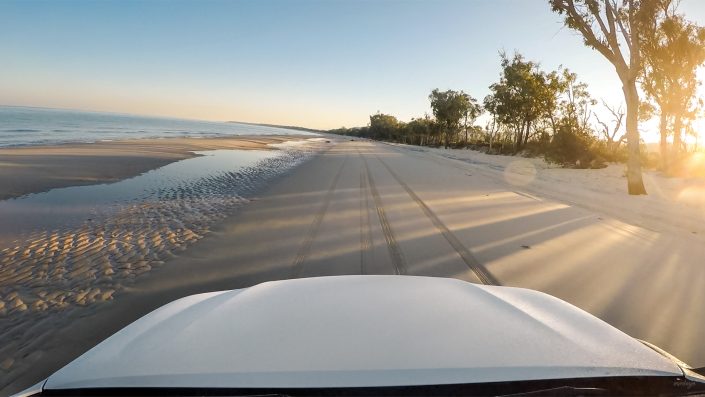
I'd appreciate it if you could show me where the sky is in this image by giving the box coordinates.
[1,0,704,137]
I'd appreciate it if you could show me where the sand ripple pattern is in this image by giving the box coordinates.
[0,147,313,380]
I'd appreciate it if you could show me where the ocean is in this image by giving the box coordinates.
[0,106,317,147]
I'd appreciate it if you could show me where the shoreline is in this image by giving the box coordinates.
[0,136,332,393]
[0,135,313,201]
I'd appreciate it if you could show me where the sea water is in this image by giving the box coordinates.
[0,106,315,147]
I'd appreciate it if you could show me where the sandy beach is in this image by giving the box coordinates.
[4,138,705,395]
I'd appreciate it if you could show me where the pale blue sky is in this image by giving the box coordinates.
[1,0,704,133]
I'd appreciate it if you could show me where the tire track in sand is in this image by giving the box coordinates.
[359,167,373,275]
[361,154,407,275]
[290,156,347,278]
[375,155,499,285]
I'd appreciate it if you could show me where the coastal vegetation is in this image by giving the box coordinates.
[330,0,705,195]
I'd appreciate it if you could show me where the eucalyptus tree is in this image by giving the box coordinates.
[641,12,705,168]
[595,100,626,155]
[484,53,560,152]
[462,94,483,144]
[549,0,671,194]
[429,89,471,148]
[406,115,436,146]
[557,69,596,134]
[368,113,400,141]
[483,95,501,151]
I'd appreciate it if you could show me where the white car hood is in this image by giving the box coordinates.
[45,275,681,390]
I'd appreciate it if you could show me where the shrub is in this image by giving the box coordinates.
[544,127,595,168]
[591,140,627,163]
[520,141,546,157]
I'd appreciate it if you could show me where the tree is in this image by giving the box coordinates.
[641,12,705,170]
[429,89,471,148]
[545,124,596,167]
[549,0,669,194]
[406,115,436,146]
[368,113,400,141]
[595,100,626,156]
[462,94,483,144]
[484,52,562,153]
[543,68,601,165]
[556,69,596,134]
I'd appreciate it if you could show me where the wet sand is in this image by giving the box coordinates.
[0,136,308,200]
[0,136,329,393]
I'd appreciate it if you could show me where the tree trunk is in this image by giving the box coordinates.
[489,128,494,151]
[659,112,669,171]
[514,121,524,153]
[549,115,558,138]
[623,81,647,195]
[673,115,682,160]
[523,120,531,146]
[464,114,469,146]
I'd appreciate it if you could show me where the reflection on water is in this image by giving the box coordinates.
[0,143,323,385]
[0,147,315,316]
[0,146,314,316]
[0,150,278,245]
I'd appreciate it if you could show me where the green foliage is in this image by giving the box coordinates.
[429,89,473,147]
[329,126,370,137]
[368,113,401,141]
[483,51,601,161]
[483,52,565,152]
[641,12,705,165]
[404,116,438,146]
[544,127,598,168]
[592,140,628,163]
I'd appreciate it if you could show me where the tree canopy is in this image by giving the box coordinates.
[484,53,563,152]
[641,11,705,170]
[429,89,472,148]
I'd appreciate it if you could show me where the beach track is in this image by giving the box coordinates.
[5,138,705,394]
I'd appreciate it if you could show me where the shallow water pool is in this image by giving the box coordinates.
[0,149,281,246]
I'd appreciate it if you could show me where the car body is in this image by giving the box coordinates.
[15,276,705,396]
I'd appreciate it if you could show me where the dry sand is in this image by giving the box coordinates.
[403,144,705,238]
[0,136,308,201]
